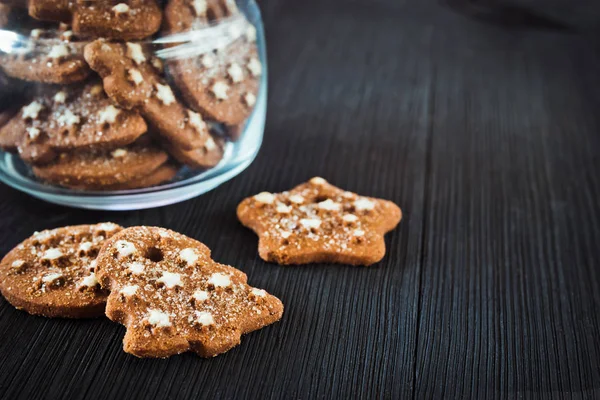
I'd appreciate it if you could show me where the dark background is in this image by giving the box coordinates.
[2,0,600,398]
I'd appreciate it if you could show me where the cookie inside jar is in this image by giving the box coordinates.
[0,0,264,192]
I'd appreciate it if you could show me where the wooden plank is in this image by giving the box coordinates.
[414,12,600,398]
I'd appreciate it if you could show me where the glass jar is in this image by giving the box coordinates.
[0,0,266,210]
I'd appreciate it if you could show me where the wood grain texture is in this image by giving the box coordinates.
[0,0,599,398]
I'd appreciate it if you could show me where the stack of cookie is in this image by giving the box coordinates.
[0,223,284,358]
[0,0,261,190]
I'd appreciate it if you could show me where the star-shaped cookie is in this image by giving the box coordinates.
[237,177,402,266]
[95,226,284,358]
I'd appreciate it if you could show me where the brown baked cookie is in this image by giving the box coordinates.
[0,82,148,164]
[28,0,162,40]
[32,140,168,187]
[0,223,122,318]
[163,135,224,169]
[0,28,91,84]
[237,177,402,266]
[67,163,179,191]
[95,226,284,358]
[84,40,211,151]
[163,0,261,129]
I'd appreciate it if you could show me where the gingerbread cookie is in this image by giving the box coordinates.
[68,163,179,191]
[28,0,162,40]
[163,135,224,169]
[0,28,91,84]
[0,82,148,164]
[95,226,284,358]
[84,40,213,151]
[237,177,402,266]
[31,140,168,187]
[0,223,122,318]
[163,0,261,128]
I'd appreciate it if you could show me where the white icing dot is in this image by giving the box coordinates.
[247,57,262,77]
[196,311,215,326]
[126,42,146,65]
[128,262,144,275]
[300,218,321,229]
[61,30,73,41]
[276,203,292,214]
[112,3,130,14]
[254,192,275,204]
[42,248,63,260]
[244,92,256,107]
[227,63,244,83]
[98,105,121,124]
[280,231,291,239]
[204,137,216,151]
[246,24,257,42]
[193,0,207,16]
[155,83,176,106]
[111,148,127,158]
[115,240,136,258]
[179,248,198,266]
[78,241,92,252]
[211,81,229,100]
[343,214,359,223]
[11,260,25,269]
[310,177,327,185]
[128,68,143,85]
[30,29,42,39]
[90,84,104,96]
[187,111,205,133]
[96,222,118,232]
[56,109,80,127]
[353,229,365,237]
[42,272,62,284]
[354,198,376,211]
[201,54,215,68]
[48,44,71,60]
[289,194,304,204]
[158,271,182,289]
[22,101,44,120]
[27,127,41,140]
[53,91,67,103]
[79,273,98,288]
[147,309,171,327]
[121,285,138,296]
[318,199,341,211]
[251,288,266,297]
[208,273,231,288]
[193,290,209,302]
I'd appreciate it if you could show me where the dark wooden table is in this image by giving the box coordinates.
[1,1,600,398]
